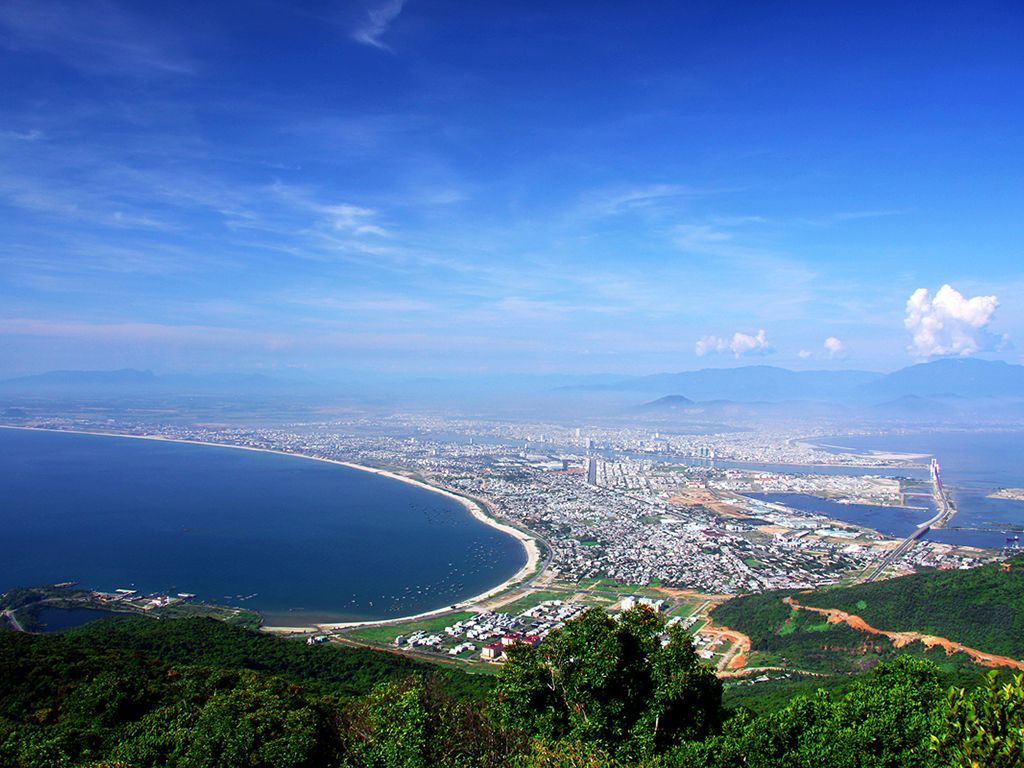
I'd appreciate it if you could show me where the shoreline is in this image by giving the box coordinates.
[0,424,542,633]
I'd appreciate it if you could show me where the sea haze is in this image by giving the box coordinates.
[0,428,526,624]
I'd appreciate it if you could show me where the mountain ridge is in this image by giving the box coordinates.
[2,358,1022,404]
[561,358,1024,402]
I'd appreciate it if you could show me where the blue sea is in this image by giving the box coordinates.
[0,428,526,624]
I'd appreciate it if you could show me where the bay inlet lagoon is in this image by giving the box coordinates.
[0,428,528,626]
[798,431,1024,550]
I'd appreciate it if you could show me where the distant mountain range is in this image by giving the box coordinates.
[0,368,294,396]
[860,358,1024,400]
[578,365,878,400]
[637,394,695,411]
[565,358,1024,403]
[0,358,1021,410]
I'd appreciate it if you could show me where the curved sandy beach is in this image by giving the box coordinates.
[0,425,543,632]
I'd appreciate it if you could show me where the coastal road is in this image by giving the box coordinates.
[0,608,25,632]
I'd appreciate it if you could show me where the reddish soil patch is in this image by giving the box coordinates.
[719,666,830,679]
[784,596,1024,671]
[697,621,753,671]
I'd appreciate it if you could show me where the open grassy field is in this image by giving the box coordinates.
[343,611,478,646]
[667,600,699,618]
[575,578,667,597]
[495,589,583,615]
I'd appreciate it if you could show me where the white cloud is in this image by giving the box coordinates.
[351,0,406,51]
[269,182,389,236]
[321,203,389,236]
[0,0,194,76]
[824,336,845,357]
[1,129,45,142]
[904,284,1000,357]
[583,184,703,217]
[696,329,769,358]
[674,224,734,254]
[798,349,812,359]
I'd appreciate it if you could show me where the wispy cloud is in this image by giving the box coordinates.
[674,223,735,254]
[0,317,547,358]
[1,129,45,142]
[351,0,407,51]
[0,318,290,348]
[0,0,194,76]
[0,169,177,231]
[795,209,908,227]
[280,293,436,314]
[268,181,389,236]
[581,183,706,217]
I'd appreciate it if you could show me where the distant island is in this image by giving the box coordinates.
[990,488,1024,501]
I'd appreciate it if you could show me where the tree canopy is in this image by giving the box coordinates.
[492,606,722,760]
[2,609,1022,767]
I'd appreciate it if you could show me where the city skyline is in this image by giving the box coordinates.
[2,1,1021,376]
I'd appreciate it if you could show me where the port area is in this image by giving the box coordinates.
[0,584,261,633]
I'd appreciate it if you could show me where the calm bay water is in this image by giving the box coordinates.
[805,431,1024,549]
[0,428,526,624]
[34,607,123,633]
[743,492,932,539]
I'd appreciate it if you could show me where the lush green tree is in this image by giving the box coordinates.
[931,671,1024,768]
[492,641,566,740]
[639,620,724,752]
[511,739,622,768]
[341,675,526,768]
[344,677,430,768]
[119,671,331,768]
[492,606,722,760]
[672,656,945,768]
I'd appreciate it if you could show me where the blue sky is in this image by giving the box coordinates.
[1,0,1021,377]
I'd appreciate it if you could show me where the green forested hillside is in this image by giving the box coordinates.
[712,554,1024,678]
[799,553,1024,657]
[711,590,955,677]
[0,625,507,767]
[64,615,491,698]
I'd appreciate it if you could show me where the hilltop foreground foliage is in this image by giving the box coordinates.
[1,608,1023,767]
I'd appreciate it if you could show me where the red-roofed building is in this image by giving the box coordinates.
[481,642,505,661]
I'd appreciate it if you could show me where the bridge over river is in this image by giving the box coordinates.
[863,459,954,583]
